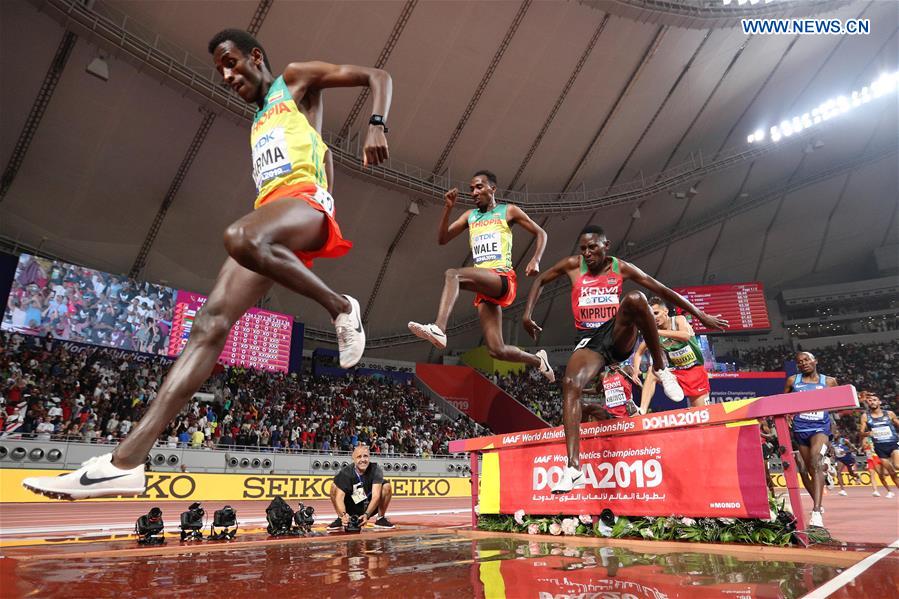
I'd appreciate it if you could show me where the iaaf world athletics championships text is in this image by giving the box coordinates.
[579,447,662,460]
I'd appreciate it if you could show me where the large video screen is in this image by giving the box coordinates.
[2,254,294,372]
[673,282,771,333]
[168,291,292,372]
[2,254,176,355]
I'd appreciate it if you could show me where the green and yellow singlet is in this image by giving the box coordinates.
[250,76,328,208]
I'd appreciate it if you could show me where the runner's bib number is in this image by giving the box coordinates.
[797,411,826,421]
[871,425,893,441]
[471,232,501,265]
[252,127,292,190]
[668,344,699,368]
[602,378,627,408]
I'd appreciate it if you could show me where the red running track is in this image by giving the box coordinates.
[1,491,896,599]
[1,488,895,545]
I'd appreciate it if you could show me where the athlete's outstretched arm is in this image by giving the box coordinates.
[859,412,871,443]
[633,342,657,414]
[284,61,392,166]
[437,188,470,245]
[522,255,578,341]
[619,260,728,331]
[507,205,547,276]
[656,315,694,342]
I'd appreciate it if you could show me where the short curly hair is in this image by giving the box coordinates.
[472,170,498,187]
[208,28,271,72]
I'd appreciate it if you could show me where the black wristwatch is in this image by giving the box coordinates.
[369,114,388,133]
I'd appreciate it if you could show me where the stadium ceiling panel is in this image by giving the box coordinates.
[0,0,895,352]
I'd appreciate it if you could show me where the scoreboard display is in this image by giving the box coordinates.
[168,291,292,372]
[673,282,770,334]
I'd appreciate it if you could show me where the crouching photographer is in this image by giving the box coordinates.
[328,445,394,532]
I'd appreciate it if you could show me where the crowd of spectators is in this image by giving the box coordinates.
[495,340,898,428]
[726,341,898,410]
[495,367,564,426]
[783,298,899,339]
[0,331,485,457]
[2,255,175,355]
[729,341,899,438]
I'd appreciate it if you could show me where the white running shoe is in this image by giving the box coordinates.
[872,490,882,497]
[808,510,824,528]
[887,491,895,498]
[334,295,365,369]
[535,350,555,383]
[838,490,848,496]
[655,368,685,402]
[21,453,145,500]
[407,321,447,350]
[551,466,585,494]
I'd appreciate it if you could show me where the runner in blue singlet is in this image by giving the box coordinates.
[859,391,899,497]
[829,431,861,495]
[785,351,837,528]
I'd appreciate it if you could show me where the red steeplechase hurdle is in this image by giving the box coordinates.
[450,385,859,540]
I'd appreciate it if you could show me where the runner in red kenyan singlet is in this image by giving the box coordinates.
[522,225,727,493]
[582,366,639,421]
[571,256,622,331]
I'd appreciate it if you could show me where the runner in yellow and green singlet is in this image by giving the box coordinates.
[408,170,555,381]
[20,28,394,501]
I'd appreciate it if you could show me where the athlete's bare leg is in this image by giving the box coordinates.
[801,433,828,512]
[612,291,663,367]
[795,449,815,498]
[881,459,899,487]
[874,465,892,490]
[639,369,656,414]
[113,259,272,468]
[844,463,861,484]
[835,465,847,492]
[224,198,350,318]
[561,349,606,468]
[690,393,709,408]
[434,267,505,331]
[478,302,541,368]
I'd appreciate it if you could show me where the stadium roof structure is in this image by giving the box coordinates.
[1,0,896,358]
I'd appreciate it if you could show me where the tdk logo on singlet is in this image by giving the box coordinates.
[253,132,276,151]
[578,287,619,306]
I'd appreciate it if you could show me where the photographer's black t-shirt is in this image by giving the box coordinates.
[333,463,385,515]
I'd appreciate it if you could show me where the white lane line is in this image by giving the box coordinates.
[0,508,467,536]
[802,537,899,599]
